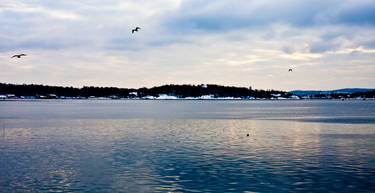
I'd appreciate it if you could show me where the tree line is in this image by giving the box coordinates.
[0,83,288,98]
[318,91,375,99]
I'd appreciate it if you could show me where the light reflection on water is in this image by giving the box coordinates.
[0,100,375,192]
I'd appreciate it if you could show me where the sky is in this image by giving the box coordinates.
[0,0,374,90]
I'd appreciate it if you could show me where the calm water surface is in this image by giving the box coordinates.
[0,100,374,192]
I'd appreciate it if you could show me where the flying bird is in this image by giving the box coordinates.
[288,68,293,72]
[11,54,27,58]
[132,27,141,33]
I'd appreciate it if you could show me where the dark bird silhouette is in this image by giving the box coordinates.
[11,54,27,58]
[132,27,141,34]
[288,68,293,72]
[247,133,250,137]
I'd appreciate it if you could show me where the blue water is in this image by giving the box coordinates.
[0,100,374,192]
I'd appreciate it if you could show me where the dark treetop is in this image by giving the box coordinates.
[0,83,288,99]
[1,83,374,99]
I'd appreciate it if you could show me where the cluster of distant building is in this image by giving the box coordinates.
[1,92,371,100]
[0,94,59,100]
[1,83,374,101]
[139,93,297,100]
[2,95,373,101]
[0,92,301,100]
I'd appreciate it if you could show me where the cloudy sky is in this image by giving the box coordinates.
[0,0,374,90]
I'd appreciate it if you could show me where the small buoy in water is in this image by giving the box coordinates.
[247,133,250,137]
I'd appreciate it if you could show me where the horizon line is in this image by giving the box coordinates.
[0,82,374,92]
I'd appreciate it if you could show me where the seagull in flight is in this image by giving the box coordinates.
[11,54,27,58]
[132,27,141,34]
[288,68,293,72]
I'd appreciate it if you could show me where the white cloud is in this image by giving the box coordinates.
[0,1,83,20]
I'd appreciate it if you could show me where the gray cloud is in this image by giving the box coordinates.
[0,0,374,90]
[309,41,341,53]
[162,0,375,33]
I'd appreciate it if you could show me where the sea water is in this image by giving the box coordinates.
[0,100,374,192]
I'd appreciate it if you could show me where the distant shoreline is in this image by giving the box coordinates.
[1,83,374,100]
[1,98,374,102]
